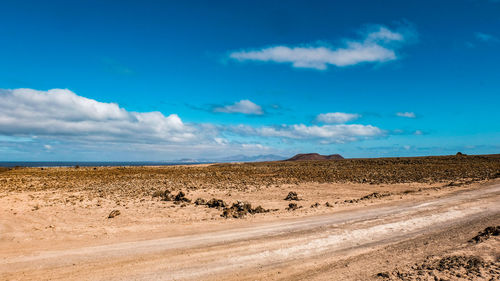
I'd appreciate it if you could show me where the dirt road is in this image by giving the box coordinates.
[1,183,499,280]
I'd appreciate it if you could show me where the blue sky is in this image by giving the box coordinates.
[0,0,499,161]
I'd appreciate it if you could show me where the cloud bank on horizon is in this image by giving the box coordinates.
[0,88,389,159]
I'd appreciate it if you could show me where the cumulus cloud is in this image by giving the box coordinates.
[229,24,415,70]
[396,112,416,118]
[0,88,199,143]
[229,123,384,144]
[0,88,390,159]
[213,100,264,115]
[316,112,360,123]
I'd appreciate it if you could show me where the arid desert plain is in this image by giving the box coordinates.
[1,154,500,280]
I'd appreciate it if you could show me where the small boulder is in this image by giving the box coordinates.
[108,210,120,218]
[194,198,207,205]
[206,198,227,209]
[221,201,269,218]
[284,191,300,201]
[286,203,301,211]
[174,191,191,203]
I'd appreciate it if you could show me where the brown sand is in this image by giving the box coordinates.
[0,156,499,280]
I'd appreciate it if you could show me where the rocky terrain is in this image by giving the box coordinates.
[377,225,500,281]
[1,154,498,201]
[0,154,499,280]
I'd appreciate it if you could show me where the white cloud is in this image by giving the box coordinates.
[229,25,414,70]
[0,88,391,159]
[230,123,384,144]
[316,112,360,123]
[0,88,198,143]
[213,100,264,115]
[475,32,499,42]
[396,112,416,118]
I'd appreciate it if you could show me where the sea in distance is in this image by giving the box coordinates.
[0,161,208,168]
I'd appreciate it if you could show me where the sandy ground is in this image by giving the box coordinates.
[1,168,499,280]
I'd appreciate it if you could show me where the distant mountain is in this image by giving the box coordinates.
[285,153,344,161]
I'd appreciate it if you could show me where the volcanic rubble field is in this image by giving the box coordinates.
[1,155,499,201]
[379,226,500,280]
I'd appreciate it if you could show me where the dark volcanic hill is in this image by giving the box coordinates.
[285,153,344,161]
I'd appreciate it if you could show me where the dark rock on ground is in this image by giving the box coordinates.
[286,203,302,211]
[221,201,270,218]
[345,192,391,203]
[384,255,498,280]
[376,272,390,278]
[360,192,390,200]
[469,226,500,243]
[108,210,120,218]
[206,198,227,209]
[194,198,206,205]
[154,189,175,201]
[174,191,191,203]
[284,191,300,201]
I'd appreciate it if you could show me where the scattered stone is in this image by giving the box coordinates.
[108,210,120,218]
[252,205,269,213]
[194,198,207,205]
[345,192,390,203]
[325,202,332,207]
[284,191,300,201]
[385,255,495,280]
[154,189,175,201]
[206,198,227,209]
[310,202,320,208]
[360,192,390,200]
[174,191,191,203]
[376,272,390,278]
[469,226,500,243]
[286,203,302,211]
[221,201,270,218]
